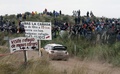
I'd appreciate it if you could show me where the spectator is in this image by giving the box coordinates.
[59,10,62,15]
[87,11,89,17]
[78,16,81,24]
[53,10,56,17]
[45,8,47,13]
[23,14,26,19]
[35,11,37,14]
[77,10,80,17]
[0,16,3,21]
[74,17,78,25]
[117,32,120,41]
[90,11,94,17]
[60,23,68,30]
[32,11,35,16]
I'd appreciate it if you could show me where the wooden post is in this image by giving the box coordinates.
[38,40,42,57]
[4,36,10,50]
[8,37,10,50]
[23,50,27,65]
[74,44,77,56]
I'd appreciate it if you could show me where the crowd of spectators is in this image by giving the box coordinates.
[52,10,120,43]
[0,9,120,43]
[0,16,17,33]
[0,15,25,33]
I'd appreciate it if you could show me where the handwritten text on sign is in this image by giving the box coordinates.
[21,21,52,40]
[9,37,38,53]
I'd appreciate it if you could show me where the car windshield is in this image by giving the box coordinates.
[52,46,67,50]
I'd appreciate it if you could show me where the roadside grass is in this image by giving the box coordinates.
[71,67,112,74]
[0,48,8,54]
[0,54,61,74]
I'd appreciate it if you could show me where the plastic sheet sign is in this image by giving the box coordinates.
[9,37,38,53]
[21,21,52,40]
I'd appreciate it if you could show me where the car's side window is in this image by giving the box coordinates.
[44,45,53,50]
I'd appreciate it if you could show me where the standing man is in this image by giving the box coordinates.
[59,10,62,15]
[87,11,89,17]
[77,10,80,17]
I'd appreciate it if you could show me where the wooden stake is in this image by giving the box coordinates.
[23,50,27,65]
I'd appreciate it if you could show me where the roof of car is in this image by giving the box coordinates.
[47,43,63,47]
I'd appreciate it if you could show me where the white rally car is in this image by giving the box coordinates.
[42,43,69,61]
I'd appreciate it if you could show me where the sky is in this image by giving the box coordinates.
[0,0,120,18]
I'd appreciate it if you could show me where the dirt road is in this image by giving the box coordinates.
[26,51,120,74]
[50,58,120,74]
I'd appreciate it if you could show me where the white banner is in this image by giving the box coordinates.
[21,21,52,40]
[9,37,38,53]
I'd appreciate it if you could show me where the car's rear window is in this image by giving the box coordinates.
[52,46,67,50]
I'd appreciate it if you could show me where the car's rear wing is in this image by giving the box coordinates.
[52,46,67,50]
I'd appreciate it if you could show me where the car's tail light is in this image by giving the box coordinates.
[51,51,54,53]
[65,52,68,54]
